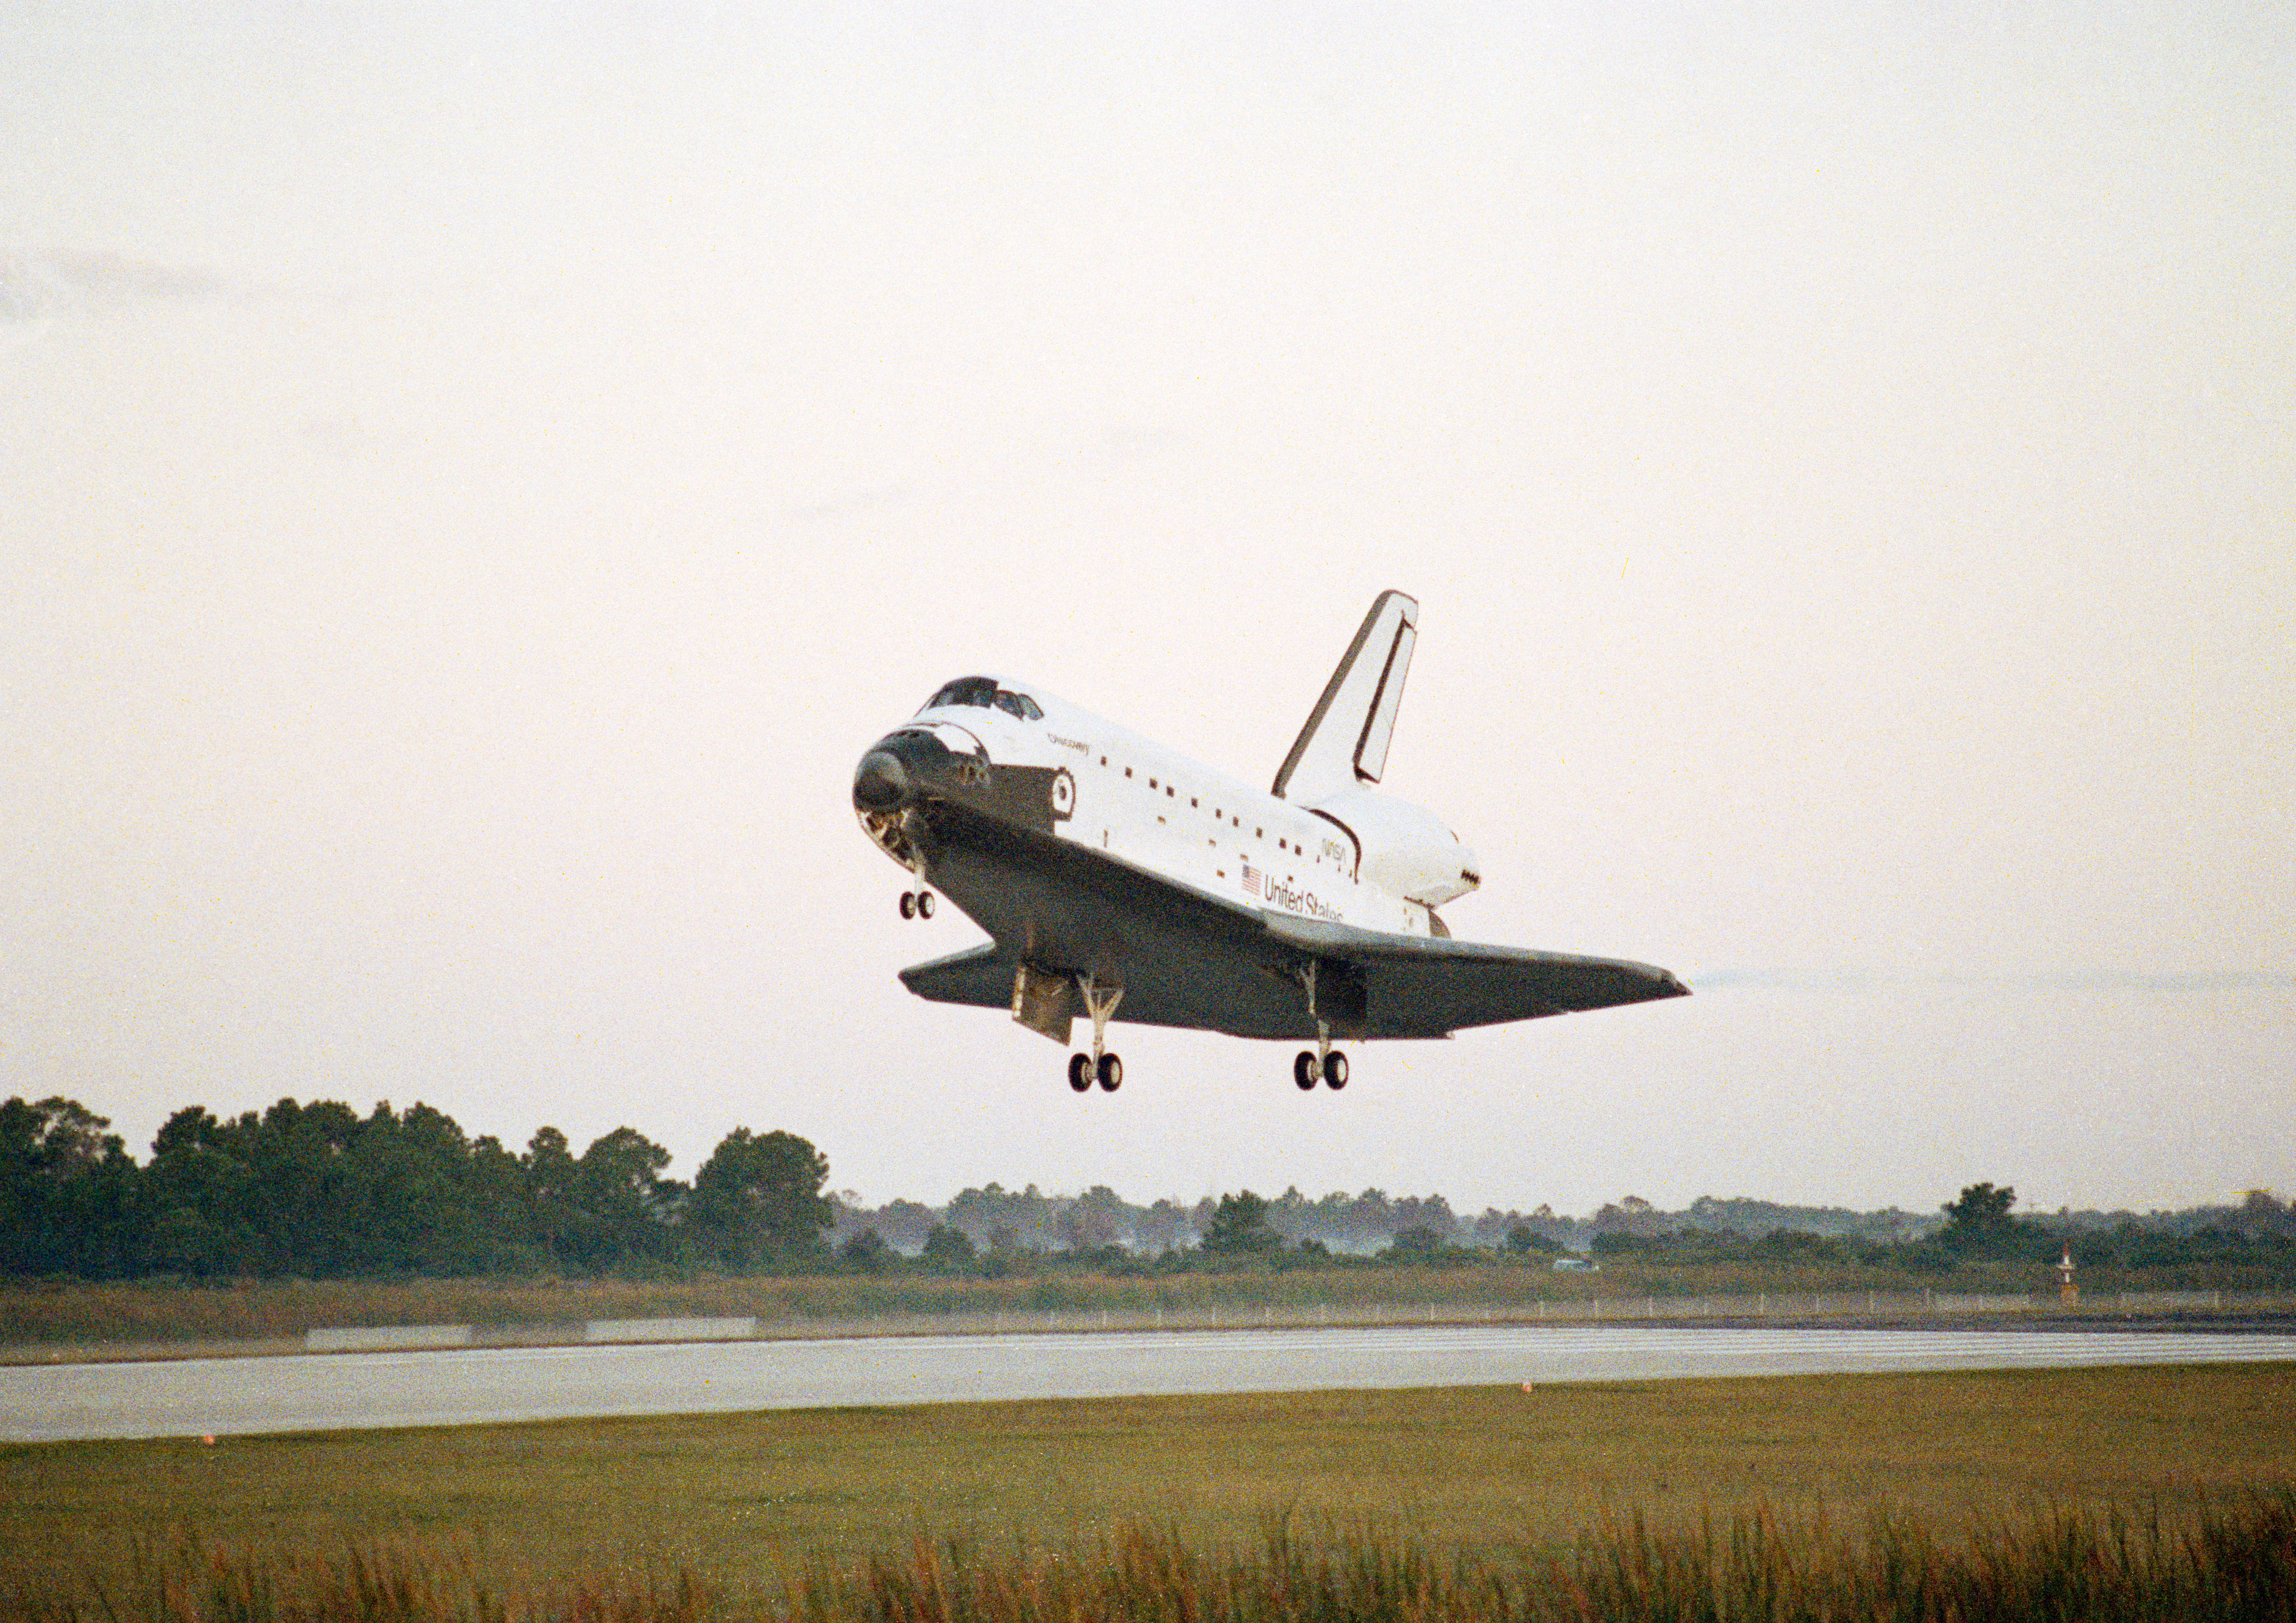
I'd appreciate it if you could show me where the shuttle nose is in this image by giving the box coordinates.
[852,749,911,812]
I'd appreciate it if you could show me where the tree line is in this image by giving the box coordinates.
[4,1093,2287,1280]
[832,1180,2296,1268]
[1583,1181,2296,1270]
[0,1095,832,1279]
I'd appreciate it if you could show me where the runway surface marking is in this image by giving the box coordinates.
[11,1324,2294,1443]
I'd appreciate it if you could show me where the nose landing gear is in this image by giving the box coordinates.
[897,889,935,919]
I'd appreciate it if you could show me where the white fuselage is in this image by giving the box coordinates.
[904,679,1471,939]
[857,596,1681,1073]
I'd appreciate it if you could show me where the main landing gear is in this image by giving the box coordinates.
[897,889,935,919]
[1067,1051,1122,1093]
[1067,976,1124,1093]
[1291,957,1348,1090]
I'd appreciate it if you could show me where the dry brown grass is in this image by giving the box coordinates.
[6,1262,2284,1354]
[10,1496,2295,1621]
[2,1361,2290,1603]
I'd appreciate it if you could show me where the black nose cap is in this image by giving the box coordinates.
[853,749,911,812]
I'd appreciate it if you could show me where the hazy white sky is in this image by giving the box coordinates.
[3,0,2289,1217]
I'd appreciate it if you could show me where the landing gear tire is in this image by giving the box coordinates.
[1096,1053,1123,1092]
[898,891,916,919]
[1067,1053,1093,1093]
[1294,1051,1319,1090]
[916,890,935,919]
[1324,1051,1349,1090]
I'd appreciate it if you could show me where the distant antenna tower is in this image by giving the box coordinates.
[2057,1241,2078,1306]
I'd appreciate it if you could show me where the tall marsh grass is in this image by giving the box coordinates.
[10,1262,2288,1350]
[6,1535,720,1623]
[801,1494,2296,1622]
[11,1492,2292,1622]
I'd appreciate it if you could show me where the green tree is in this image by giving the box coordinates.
[1201,1191,1282,1257]
[1135,1198,1191,1253]
[143,1106,260,1275]
[1386,1224,1442,1261]
[237,1098,360,1274]
[947,1182,1055,1251]
[570,1126,679,1271]
[463,1134,538,1270]
[1940,1182,2020,1256]
[0,1096,140,1276]
[1059,1184,1128,1251]
[838,1228,892,1273]
[523,1126,580,1268]
[689,1128,833,1271]
[1505,1223,1560,1256]
[394,1103,484,1270]
[332,1102,478,1275]
[922,1223,976,1270]
[2238,1191,2291,1237]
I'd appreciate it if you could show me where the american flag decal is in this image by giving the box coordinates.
[1242,863,1262,896]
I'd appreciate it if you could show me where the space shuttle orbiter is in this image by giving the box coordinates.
[852,590,1686,1092]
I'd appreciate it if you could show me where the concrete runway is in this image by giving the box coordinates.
[11,1324,2295,1443]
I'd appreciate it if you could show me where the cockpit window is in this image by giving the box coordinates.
[921,676,998,712]
[920,677,1042,721]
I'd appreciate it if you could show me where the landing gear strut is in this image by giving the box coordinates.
[1291,959,1349,1090]
[897,836,935,918]
[1069,975,1124,1093]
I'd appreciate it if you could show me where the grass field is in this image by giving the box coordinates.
[3,1362,2292,1607]
[6,1263,2290,1353]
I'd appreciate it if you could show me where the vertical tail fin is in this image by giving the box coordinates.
[1271,590,1419,801]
